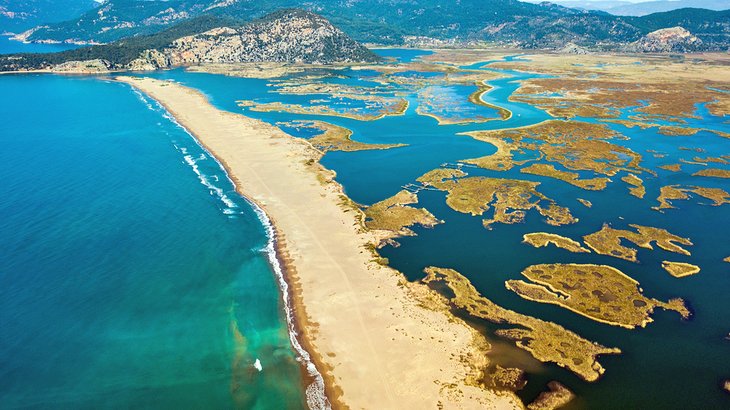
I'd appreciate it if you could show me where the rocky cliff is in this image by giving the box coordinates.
[629,26,703,52]
[0,10,379,72]
[17,0,730,51]
[0,0,97,32]
[151,9,377,68]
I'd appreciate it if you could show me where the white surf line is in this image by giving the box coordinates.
[131,83,239,213]
[124,80,331,410]
[250,200,331,410]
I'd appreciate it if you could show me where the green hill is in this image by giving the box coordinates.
[16,0,730,50]
[0,10,379,71]
[0,0,98,32]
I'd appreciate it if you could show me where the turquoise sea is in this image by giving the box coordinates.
[0,75,311,408]
[1,46,729,409]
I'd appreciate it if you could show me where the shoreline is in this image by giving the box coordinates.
[271,226,343,408]
[115,76,522,409]
[256,199,333,408]
[126,81,333,408]
[470,81,513,121]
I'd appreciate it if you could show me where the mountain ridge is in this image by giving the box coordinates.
[0,9,380,72]
[629,26,704,52]
[0,0,98,32]
[9,0,730,51]
[531,0,730,17]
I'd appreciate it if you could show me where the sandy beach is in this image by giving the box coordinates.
[116,76,521,409]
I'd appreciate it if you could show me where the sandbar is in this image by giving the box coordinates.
[116,77,522,409]
[661,261,701,278]
[523,232,591,253]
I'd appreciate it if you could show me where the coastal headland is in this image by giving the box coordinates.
[115,77,522,409]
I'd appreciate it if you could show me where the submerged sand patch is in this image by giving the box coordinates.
[415,82,510,125]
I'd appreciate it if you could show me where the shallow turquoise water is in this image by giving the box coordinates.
[0,75,307,408]
[135,49,730,408]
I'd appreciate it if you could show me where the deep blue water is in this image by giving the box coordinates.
[0,36,81,54]
[0,74,307,408]
[371,48,433,62]
[129,49,730,409]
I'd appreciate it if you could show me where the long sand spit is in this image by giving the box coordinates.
[116,77,521,410]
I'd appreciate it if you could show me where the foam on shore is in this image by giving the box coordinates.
[127,80,330,409]
[250,197,331,410]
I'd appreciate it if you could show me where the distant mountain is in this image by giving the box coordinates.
[154,9,378,67]
[533,0,730,16]
[13,0,730,50]
[608,0,729,16]
[626,8,730,49]
[0,9,379,71]
[527,0,633,11]
[16,0,217,43]
[628,26,703,51]
[0,0,98,32]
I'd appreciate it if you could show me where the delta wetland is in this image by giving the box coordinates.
[140,48,730,408]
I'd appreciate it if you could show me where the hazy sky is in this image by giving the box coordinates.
[534,0,693,3]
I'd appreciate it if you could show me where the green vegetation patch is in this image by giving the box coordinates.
[506,263,691,329]
[582,223,692,263]
[422,267,621,382]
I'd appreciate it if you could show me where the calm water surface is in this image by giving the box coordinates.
[0,36,81,54]
[0,74,307,408]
